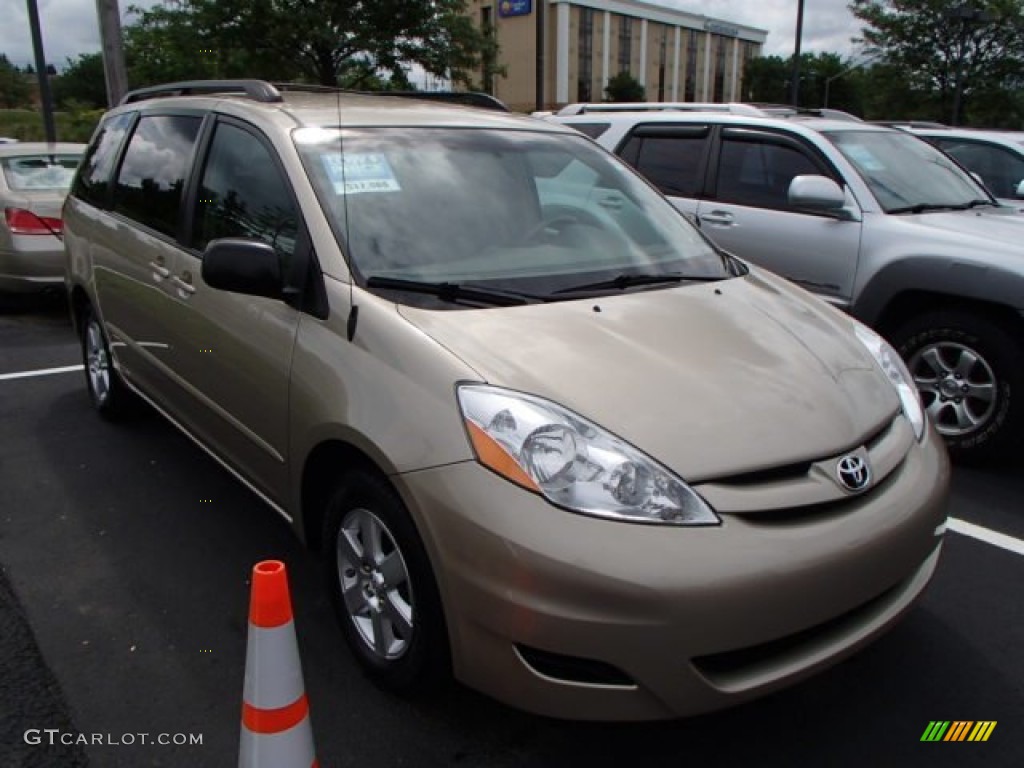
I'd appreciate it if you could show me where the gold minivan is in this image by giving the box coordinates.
[64,81,949,721]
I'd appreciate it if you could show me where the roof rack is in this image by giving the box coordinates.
[120,80,284,105]
[556,102,766,117]
[120,79,509,112]
[871,120,948,129]
[753,104,863,122]
[378,91,509,112]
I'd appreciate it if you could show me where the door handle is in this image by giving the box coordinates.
[149,259,170,280]
[173,271,196,296]
[699,211,735,226]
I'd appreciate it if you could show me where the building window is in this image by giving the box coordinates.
[578,7,594,101]
[713,35,727,102]
[657,27,667,101]
[685,29,697,101]
[481,6,495,95]
[618,16,633,74]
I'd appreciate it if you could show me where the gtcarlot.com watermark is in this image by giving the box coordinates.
[25,729,203,746]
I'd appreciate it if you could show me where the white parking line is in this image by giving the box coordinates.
[0,364,83,382]
[948,517,1024,557]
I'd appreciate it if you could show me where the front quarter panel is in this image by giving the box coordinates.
[288,278,480,517]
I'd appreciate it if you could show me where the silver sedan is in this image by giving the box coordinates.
[0,142,85,295]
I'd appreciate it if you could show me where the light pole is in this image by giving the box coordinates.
[823,52,880,108]
[948,3,990,126]
[25,0,55,144]
[790,0,805,106]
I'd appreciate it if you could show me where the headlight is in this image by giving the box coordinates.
[853,324,926,440]
[456,384,719,526]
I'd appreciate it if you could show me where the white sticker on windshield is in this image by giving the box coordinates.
[842,144,884,172]
[321,153,401,195]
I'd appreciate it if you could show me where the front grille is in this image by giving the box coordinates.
[694,414,911,521]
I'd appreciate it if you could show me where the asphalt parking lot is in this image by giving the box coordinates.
[1,300,1021,768]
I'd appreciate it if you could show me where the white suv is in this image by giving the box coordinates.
[897,126,1024,209]
[546,106,1024,462]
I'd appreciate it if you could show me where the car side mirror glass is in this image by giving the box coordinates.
[201,238,283,300]
[788,175,846,211]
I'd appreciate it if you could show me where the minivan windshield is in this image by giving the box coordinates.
[824,129,992,213]
[294,127,727,302]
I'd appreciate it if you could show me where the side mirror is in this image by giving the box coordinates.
[201,238,283,300]
[788,175,846,211]
[1016,180,1024,199]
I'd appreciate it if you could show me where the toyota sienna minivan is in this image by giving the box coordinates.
[64,80,949,720]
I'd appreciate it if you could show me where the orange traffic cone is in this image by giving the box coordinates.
[239,560,318,768]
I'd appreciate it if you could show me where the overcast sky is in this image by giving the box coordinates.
[0,0,866,70]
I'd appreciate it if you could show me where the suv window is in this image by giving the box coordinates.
[72,112,134,208]
[192,122,299,261]
[716,134,822,210]
[932,138,1024,199]
[112,115,202,237]
[620,128,709,197]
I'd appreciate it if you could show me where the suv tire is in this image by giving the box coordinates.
[892,310,1022,463]
[323,471,449,691]
[81,306,133,419]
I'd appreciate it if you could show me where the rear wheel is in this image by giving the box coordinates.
[891,310,1022,463]
[323,471,449,691]
[81,306,131,418]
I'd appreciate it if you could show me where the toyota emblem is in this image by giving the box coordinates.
[836,454,871,492]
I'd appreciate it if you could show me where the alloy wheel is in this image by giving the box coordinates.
[336,507,415,660]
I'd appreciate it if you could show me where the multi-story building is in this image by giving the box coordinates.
[467,0,767,112]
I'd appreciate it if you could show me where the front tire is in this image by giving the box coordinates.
[891,310,1022,463]
[323,471,449,691]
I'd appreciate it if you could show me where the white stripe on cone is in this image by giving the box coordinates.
[243,620,308,710]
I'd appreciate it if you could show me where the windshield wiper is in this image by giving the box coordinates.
[366,276,542,306]
[551,271,723,295]
[888,201,990,214]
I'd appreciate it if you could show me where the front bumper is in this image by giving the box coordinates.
[395,428,949,720]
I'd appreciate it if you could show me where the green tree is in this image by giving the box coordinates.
[125,0,493,88]
[851,0,1024,124]
[0,53,32,108]
[604,71,645,102]
[52,53,109,109]
[743,53,865,114]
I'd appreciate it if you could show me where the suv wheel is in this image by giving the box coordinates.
[323,471,449,691]
[892,311,1022,462]
[81,306,132,418]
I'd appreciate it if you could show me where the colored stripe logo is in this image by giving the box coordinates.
[920,721,997,742]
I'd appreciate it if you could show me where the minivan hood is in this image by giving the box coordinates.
[397,270,899,481]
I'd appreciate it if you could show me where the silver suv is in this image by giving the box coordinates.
[548,106,1024,461]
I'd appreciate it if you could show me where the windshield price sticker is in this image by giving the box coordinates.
[322,153,401,195]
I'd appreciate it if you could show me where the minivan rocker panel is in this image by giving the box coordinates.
[400,268,898,481]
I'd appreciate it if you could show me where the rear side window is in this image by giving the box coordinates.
[191,122,299,262]
[112,115,202,237]
[619,127,709,198]
[72,112,134,207]
[716,136,821,210]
